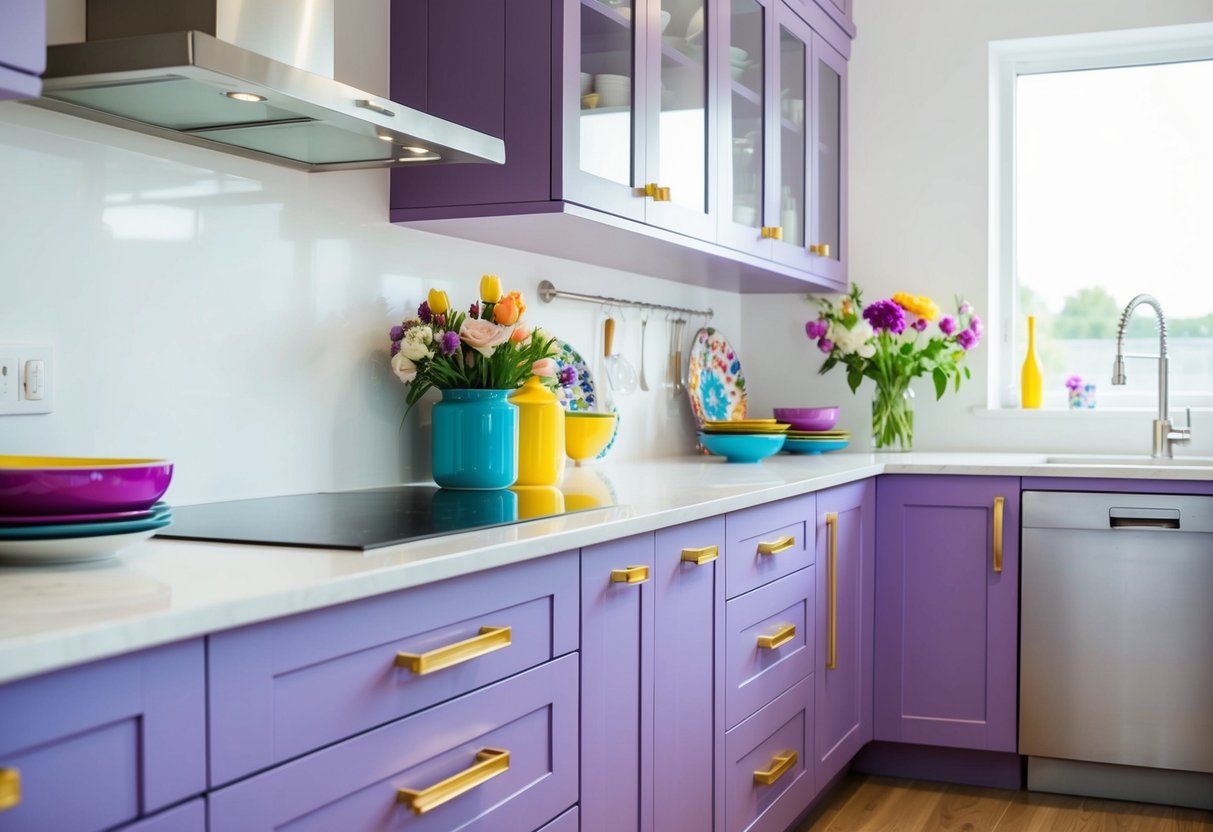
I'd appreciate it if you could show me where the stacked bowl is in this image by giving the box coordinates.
[698,419,788,463]
[729,47,751,80]
[773,407,850,454]
[0,456,174,564]
[593,74,631,108]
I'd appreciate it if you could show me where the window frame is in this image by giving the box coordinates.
[987,22,1213,410]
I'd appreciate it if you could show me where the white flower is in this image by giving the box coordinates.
[829,320,876,358]
[400,338,432,361]
[390,352,418,383]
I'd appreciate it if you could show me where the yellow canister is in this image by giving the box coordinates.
[509,377,566,486]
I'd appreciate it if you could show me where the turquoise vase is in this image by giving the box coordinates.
[431,389,519,490]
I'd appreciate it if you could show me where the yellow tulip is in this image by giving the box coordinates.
[427,288,450,315]
[480,274,503,303]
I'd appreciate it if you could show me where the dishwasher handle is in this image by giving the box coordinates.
[1109,507,1180,530]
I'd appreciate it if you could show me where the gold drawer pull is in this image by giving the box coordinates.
[993,496,1005,574]
[753,750,797,786]
[756,535,795,556]
[681,545,718,566]
[809,243,831,257]
[0,769,20,812]
[395,626,512,675]
[760,225,783,240]
[396,747,509,815]
[657,186,672,202]
[610,564,650,584]
[757,623,796,650]
[826,511,838,670]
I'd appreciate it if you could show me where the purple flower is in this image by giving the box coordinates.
[959,301,973,315]
[818,338,834,353]
[863,299,906,334]
[389,325,404,341]
[938,316,956,335]
[557,364,578,387]
[417,301,432,324]
[956,329,978,350]
[439,330,460,356]
[968,315,983,337]
[390,340,401,357]
[805,318,829,340]
[1065,375,1083,391]
[911,318,928,332]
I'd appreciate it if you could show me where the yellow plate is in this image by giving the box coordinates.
[0,455,168,469]
[702,426,790,434]
[704,419,778,426]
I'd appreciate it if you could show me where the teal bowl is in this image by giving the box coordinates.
[698,432,786,463]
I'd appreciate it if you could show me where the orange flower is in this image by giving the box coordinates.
[510,324,532,343]
[493,291,526,325]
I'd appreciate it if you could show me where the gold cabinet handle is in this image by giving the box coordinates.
[760,226,783,240]
[756,535,795,556]
[681,545,718,566]
[0,769,20,812]
[610,564,650,584]
[657,186,671,201]
[809,243,831,257]
[642,182,659,199]
[395,626,512,675]
[757,623,796,650]
[993,496,1005,574]
[753,750,797,786]
[826,511,838,670]
[396,747,509,815]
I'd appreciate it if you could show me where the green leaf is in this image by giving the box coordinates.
[932,368,947,399]
[820,356,838,374]
[847,366,863,393]
[954,370,962,392]
[900,342,913,355]
[964,366,971,379]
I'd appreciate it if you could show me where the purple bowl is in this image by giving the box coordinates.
[772,406,839,432]
[0,456,174,516]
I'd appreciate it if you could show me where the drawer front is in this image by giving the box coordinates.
[726,494,815,598]
[537,805,578,832]
[725,676,816,832]
[114,798,205,832]
[726,568,815,728]
[210,654,579,832]
[0,640,205,832]
[209,551,578,786]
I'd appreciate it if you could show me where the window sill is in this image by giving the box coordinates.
[972,406,1210,418]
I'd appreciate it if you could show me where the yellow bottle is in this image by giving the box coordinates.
[509,376,565,486]
[1021,315,1043,409]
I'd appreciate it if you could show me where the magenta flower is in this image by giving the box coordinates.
[938,316,956,335]
[959,301,973,315]
[957,329,978,350]
[417,301,432,324]
[469,302,480,318]
[439,330,461,356]
[968,315,983,337]
[818,338,834,353]
[805,318,829,340]
[1065,375,1083,391]
[911,318,928,332]
[863,299,906,334]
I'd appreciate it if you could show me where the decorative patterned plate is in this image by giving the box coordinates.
[553,338,619,460]
[687,327,747,427]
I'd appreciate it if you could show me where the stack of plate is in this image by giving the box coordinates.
[698,419,789,463]
[783,429,851,455]
[0,456,174,564]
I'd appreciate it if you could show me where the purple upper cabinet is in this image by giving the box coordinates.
[0,0,44,101]
[806,31,847,288]
[389,0,853,294]
[814,478,874,786]
[874,475,1021,753]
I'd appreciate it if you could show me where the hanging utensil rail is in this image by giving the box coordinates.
[537,280,713,319]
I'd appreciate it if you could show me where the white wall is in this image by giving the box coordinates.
[0,0,733,505]
[744,0,1213,455]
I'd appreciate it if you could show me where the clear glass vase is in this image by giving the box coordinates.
[872,382,914,452]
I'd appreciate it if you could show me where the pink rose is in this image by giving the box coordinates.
[532,357,557,377]
[459,317,510,357]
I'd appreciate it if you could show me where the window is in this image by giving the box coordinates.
[990,24,1213,410]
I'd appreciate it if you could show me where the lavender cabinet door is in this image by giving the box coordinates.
[806,31,847,288]
[580,533,655,832]
[0,639,205,832]
[874,475,1021,752]
[653,516,726,832]
[114,798,205,832]
[0,0,44,101]
[725,493,815,599]
[814,479,873,785]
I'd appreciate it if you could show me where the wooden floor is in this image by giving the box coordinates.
[797,774,1213,832]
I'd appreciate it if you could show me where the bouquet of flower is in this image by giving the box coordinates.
[389,275,571,413]
[805,284,982,450]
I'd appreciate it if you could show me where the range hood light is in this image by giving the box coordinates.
[376,131,396,142]
[224,91,266,103]
[397,152,441,163]
[403,146,430,155]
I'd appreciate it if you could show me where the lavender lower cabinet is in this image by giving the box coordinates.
[0,0,45,100]
[536,805,578,832]
[725,494,816,599]
[114,798,206,832]
[208,654,578,831]
[813,480,874,786]
[0,639,206,832]
[874,475,1020,752]
[724,675,815,832]
[208,551,578,786]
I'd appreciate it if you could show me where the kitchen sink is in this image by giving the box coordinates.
[1044,454,1213,467]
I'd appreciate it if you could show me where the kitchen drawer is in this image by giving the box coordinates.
[0,640,205,832]
[726,567,815,729]
[209,654,579,832]
[726,494,816,598]
[725,676,816,832]
[537,805,578,832]
[113,798,205,832]
[209,550,578,786]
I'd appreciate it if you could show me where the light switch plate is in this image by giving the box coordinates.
[0,344,53,415]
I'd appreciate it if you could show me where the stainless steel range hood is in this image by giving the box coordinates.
[27,0,505,172]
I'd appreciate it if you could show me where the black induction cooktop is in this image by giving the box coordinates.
[155,485,607,551]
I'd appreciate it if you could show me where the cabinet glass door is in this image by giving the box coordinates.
[719,0,769,255]
[565,0,646,220]
[644,0,714,238]
[771,9,813,270]
[810,32,847,285]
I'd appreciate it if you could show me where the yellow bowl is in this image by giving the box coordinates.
[565,413,617,464]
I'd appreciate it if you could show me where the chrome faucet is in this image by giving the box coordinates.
[1111,294,1191,458]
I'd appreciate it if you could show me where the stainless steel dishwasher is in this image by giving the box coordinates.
[1020,490,1213,810]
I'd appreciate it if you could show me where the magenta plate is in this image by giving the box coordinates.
[0,458,174,516]
[0,505,162,526]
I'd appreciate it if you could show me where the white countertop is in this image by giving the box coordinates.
[1,451,1210,684]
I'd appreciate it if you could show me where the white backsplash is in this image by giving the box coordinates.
[0,104,737,505]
